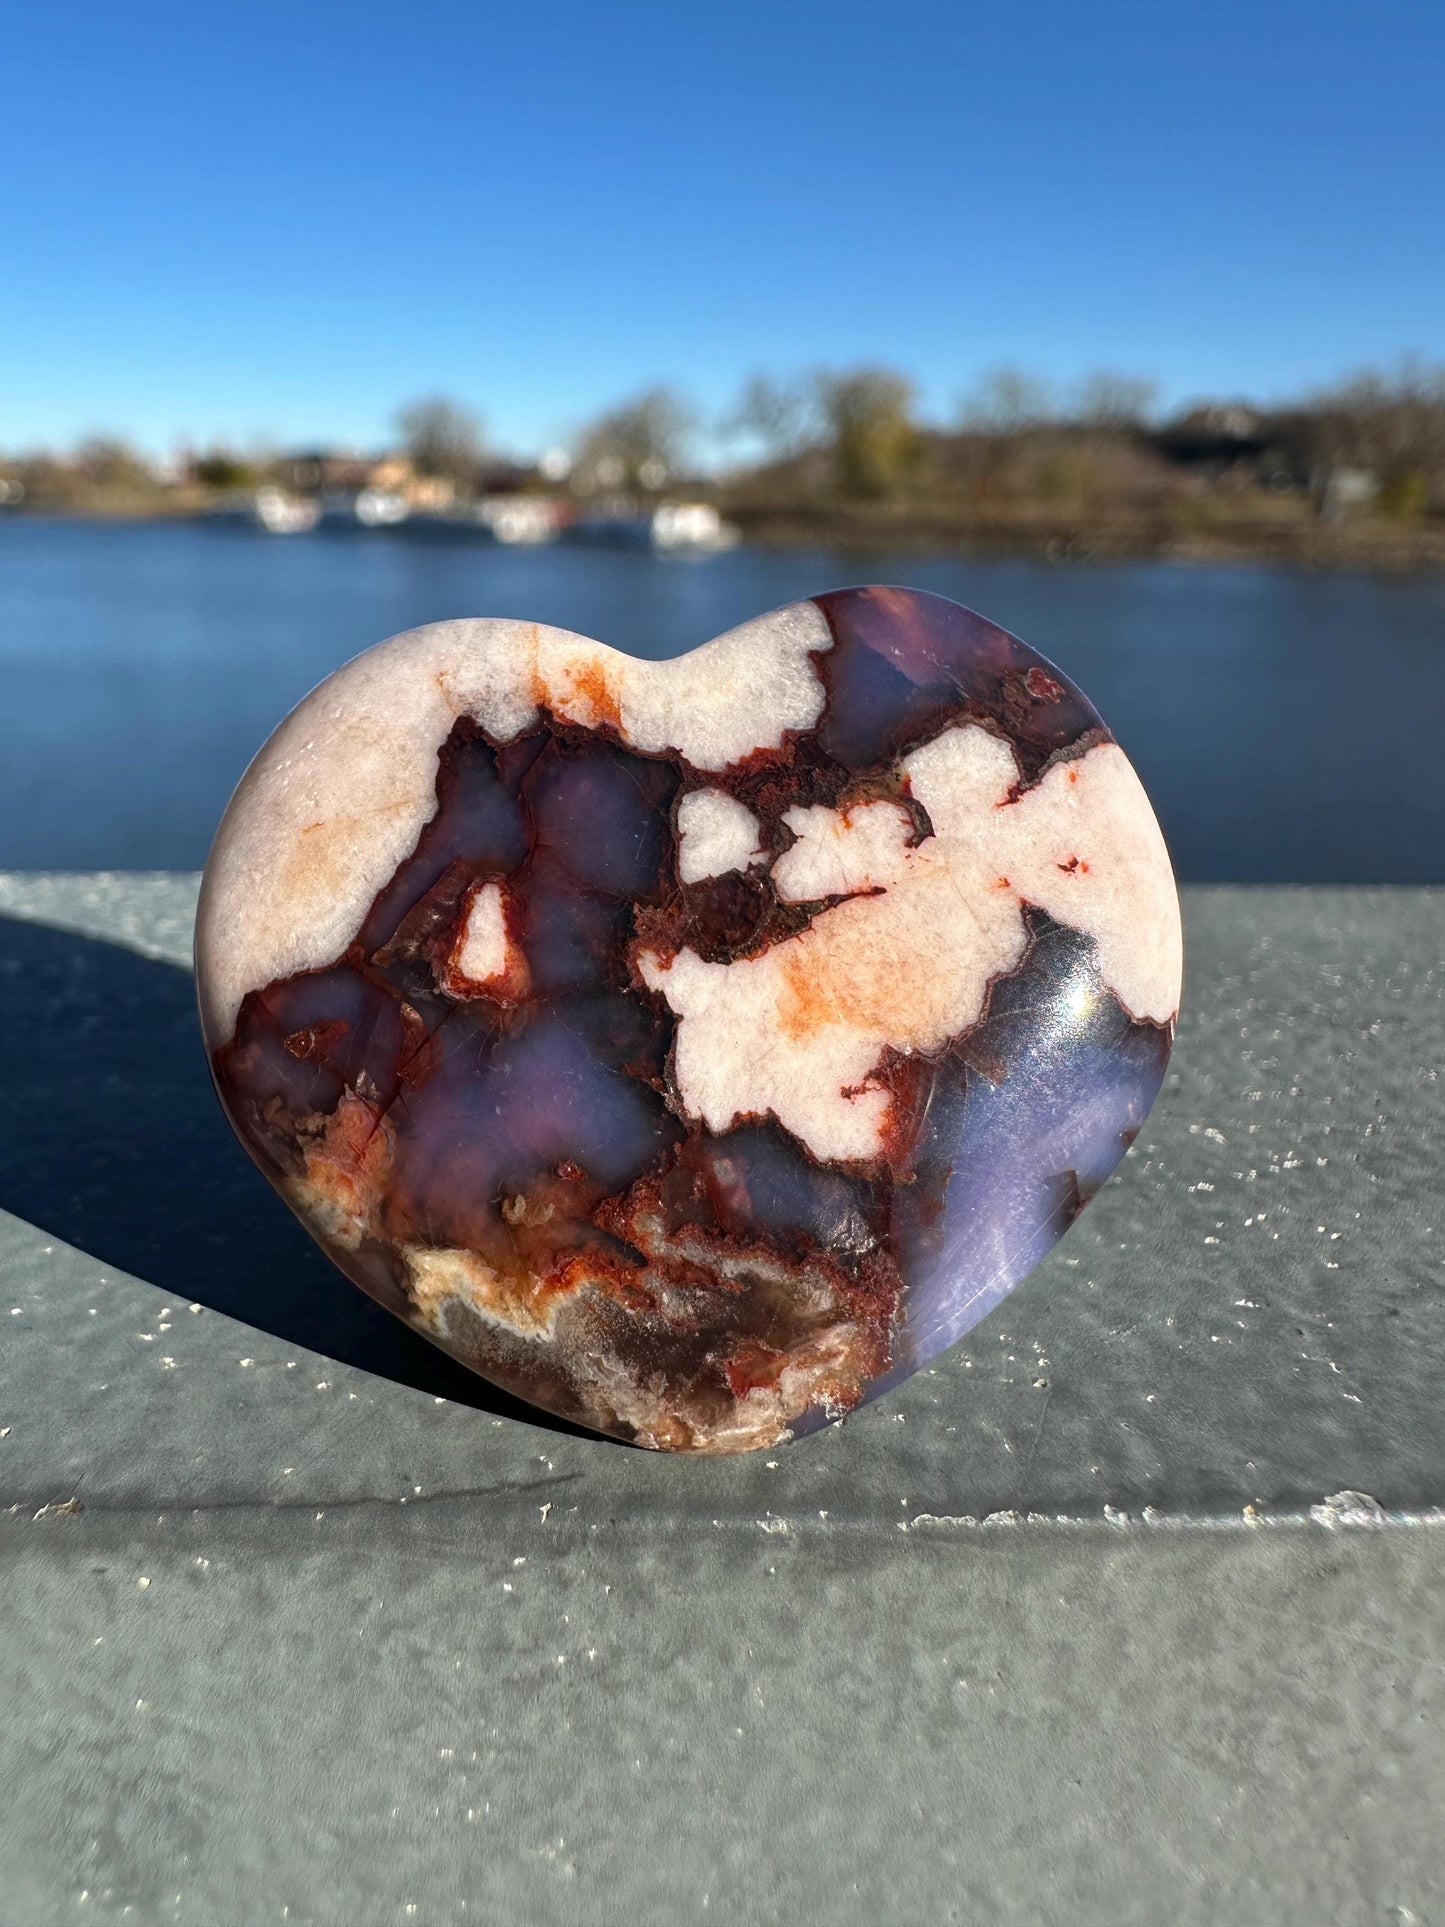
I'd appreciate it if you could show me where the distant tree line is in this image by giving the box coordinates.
[714,358,1445,518]
[4,359,1445,525]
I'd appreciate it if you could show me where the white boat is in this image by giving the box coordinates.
[357,487,409,527]
[249,486,320,534]
[318,487,410,530]
[207,487,319,535]
[475,495,562,545]
[651,502,739,552]
[565,501,739,553]
[400,499,562,545]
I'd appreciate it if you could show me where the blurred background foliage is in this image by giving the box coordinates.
[7,356,1445,564]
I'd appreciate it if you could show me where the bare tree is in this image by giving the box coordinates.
[957,365,1056,433]
[73,436,154,490]
[723,373,814,461]
[573,387,697,493]
[395,397,484,487]
[1299,358,1445,514]
[1072,371,1158,431]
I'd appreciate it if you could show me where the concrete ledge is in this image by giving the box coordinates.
[2,878,1442,1924]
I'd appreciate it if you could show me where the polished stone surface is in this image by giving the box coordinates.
[196,590,1180,1452]
[194,590,1183,1451]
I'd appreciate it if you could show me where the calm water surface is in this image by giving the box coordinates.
[2,516,1443,878]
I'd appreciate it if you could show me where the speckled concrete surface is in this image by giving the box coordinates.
[2,878,1443,1924]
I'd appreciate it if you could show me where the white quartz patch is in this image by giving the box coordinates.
[196,603,832,1040]
[907,730,1181,1027]
[676,790,765,884]
[540,601,830,767]
[451,881,509,986]
[773,800,914,901]
[639,727,1182,1166]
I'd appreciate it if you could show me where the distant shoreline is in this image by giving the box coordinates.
[5,503,1445,572]
[727,502,1445,572]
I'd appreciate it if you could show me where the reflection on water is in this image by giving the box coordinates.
[1,516,1442,879]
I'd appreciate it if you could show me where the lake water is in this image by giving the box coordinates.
[2,515,1442,878]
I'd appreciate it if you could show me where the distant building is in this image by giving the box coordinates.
[279,449,373,493]
[275,446,572,508]
[1155,405,1269,471]
[279,449,455,507]
[1152,404,1312,492]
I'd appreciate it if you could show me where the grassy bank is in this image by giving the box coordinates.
[725,499,1445,570]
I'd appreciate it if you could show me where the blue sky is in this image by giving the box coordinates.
[2,0,1441,456]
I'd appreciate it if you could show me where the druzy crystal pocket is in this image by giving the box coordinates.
[197,588,1181,1453]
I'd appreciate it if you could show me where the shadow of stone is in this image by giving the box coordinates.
[0,913,591,1433]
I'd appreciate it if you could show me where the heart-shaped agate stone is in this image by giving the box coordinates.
[197,587,1181,1453]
